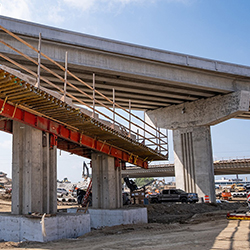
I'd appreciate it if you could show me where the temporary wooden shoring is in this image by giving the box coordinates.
[0,25,168,154]
[63,51,68,101]
[0,53,167,155]
[36,32,41,88]
[92,73,95,118]
[0,98,148,169]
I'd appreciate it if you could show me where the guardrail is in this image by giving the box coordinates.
[0,25,168,157]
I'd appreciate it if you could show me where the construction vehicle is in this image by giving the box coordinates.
[227,191,250,220]
[221,190,232,200]
[78,163,133,207]
[77,162,92,207]
[149,189,197,203]
[124,178,156,204]
[124,177,138,193]
[231,183,246,192]
[227,212,250,220]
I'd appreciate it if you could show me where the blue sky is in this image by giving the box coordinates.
[0,0,250,182]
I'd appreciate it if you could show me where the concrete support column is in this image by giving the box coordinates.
[173,126,215,202]
[12,121,57,215]
[91,152,122,209]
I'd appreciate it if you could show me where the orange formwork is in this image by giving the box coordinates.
[0,67,167,168]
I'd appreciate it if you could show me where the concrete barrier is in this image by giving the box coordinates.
[88,207,148,229]
[0,213,90,242]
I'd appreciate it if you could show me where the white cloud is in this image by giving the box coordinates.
[0,0,33,21]
[62,0,156,12]
[166,0,196,4]
[47,4,65,25]
[62,0,95,11]
[61,0,195,14]
[0,0,194,27]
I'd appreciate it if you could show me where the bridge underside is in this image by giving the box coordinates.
[0,67,167,168]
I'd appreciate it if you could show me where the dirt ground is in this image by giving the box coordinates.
[0,196,249,250]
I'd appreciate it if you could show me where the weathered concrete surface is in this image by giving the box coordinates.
[12,121,57,215]
[91,153,122,209]
[2,216,249,249]
[173,126,215,202]
[146,91,250,202]
[2,16,250,111]
[0,213,90,242]
[88,208,147,229]
[1,15,250,79]
[147,90,250,130]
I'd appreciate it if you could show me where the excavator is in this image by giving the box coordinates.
[231,183,246,192]
[77,161,92,207]
[124,177,155,204]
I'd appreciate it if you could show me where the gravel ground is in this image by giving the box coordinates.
[0,199,248,250]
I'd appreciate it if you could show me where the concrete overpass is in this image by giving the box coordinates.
[122,159,250,178]
[0,16,250,115]
[0,15,250,207]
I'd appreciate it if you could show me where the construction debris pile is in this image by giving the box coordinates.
[132,202,244,224]
[0,172,12,200]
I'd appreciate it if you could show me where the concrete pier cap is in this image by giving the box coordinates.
[146,91,250,202]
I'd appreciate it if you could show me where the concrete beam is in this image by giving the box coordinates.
[2,15,250,113]
[1,15,250,79]
[147,91,250,130]
[122,159,250,178]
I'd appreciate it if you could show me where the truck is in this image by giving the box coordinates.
[149,189,198,204]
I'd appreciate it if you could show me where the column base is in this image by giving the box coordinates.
[0,213,90,242]
[67,207,148,229]
[88,208,148,229]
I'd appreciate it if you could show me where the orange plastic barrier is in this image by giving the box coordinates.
[204,195,209,203]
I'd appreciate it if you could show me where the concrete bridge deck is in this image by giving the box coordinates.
[0,16,250,119]
[122,159,250,178]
